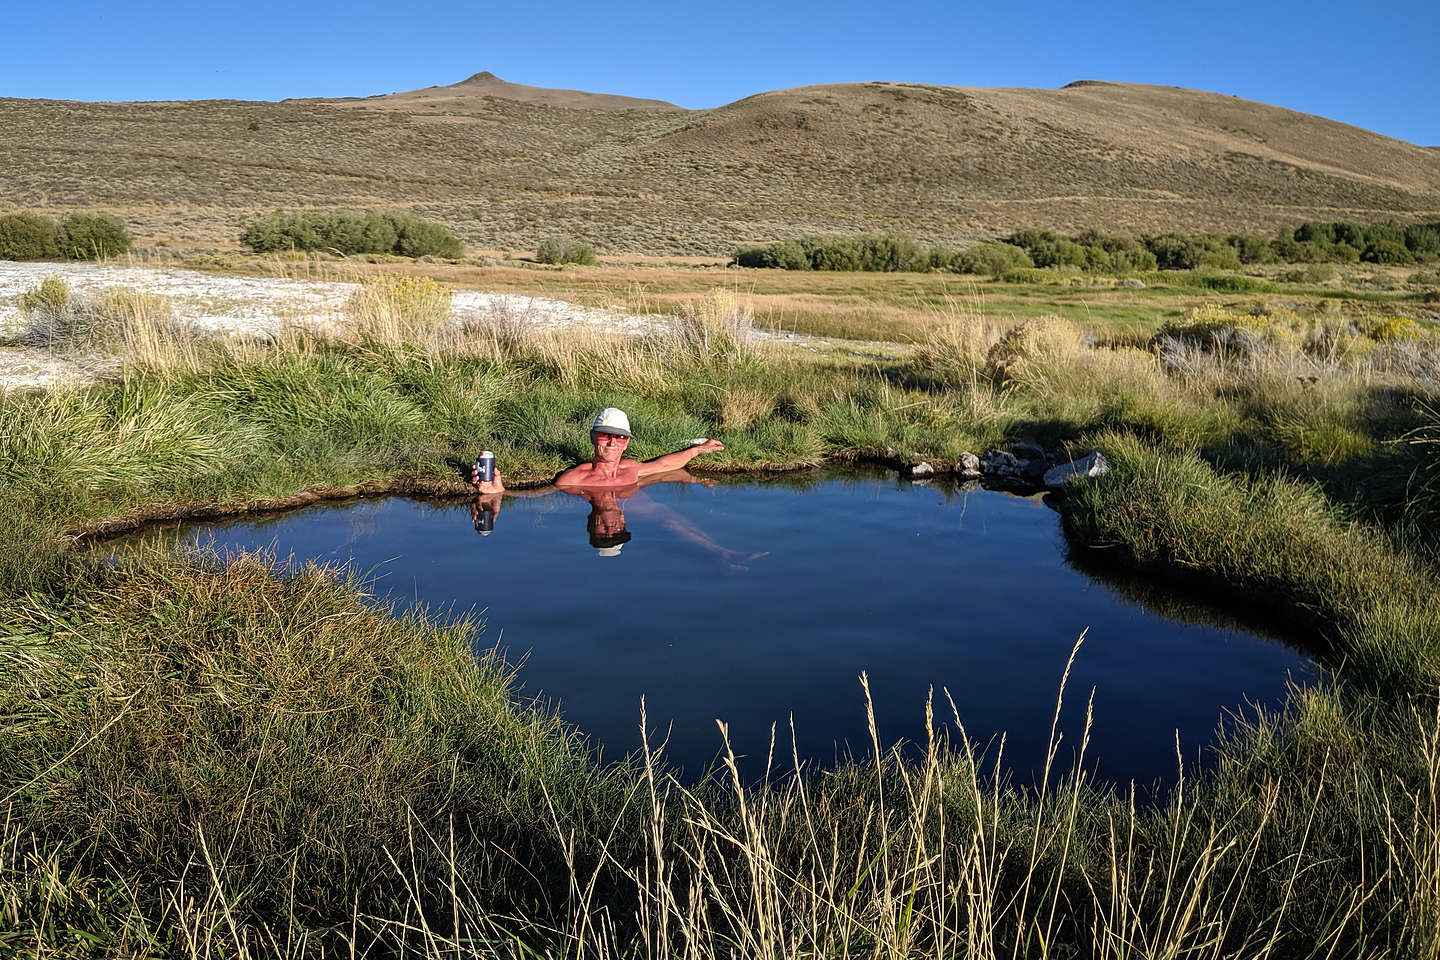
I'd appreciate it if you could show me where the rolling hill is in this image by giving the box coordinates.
[2,74,1437,255]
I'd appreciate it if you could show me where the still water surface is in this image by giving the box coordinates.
[149,468,1310,785]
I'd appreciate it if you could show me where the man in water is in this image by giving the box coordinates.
[472,407,724,494]
[471,408,764,567]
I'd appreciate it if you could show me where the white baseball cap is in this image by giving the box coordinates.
[592,407,632,438]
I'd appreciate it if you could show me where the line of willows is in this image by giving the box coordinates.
[0,212,134,261]
[733,221,1440,276]
[239,210,465,258]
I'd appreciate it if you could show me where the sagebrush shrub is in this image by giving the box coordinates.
[536,237,597,265]
[15,276,71,316]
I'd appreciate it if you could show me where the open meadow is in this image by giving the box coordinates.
[3,250,1440,957]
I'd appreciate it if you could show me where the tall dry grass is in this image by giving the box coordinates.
[9,646,1440,959]
[13,279,208,370]
[910,300,997,386]
[1154,303,1440,387]
[343,273,454,344]
[984,315,1089,393]
[669,289,762,367]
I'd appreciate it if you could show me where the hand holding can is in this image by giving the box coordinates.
[475,450,495,484]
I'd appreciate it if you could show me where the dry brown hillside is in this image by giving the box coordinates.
[2,75,1437,254]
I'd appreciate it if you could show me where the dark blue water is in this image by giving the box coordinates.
[144,469,1310,786]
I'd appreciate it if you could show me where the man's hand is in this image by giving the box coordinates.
[637,438,725,479]
[471,465,505,495]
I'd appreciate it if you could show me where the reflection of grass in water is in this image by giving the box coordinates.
[1067,537,1307,646]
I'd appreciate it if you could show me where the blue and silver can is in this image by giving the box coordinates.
[475,450,495,484]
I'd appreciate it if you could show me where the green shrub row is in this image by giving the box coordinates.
[734,233,931,272]
[0,212,133,262]
[734,220,1440,275]
[1191,273,1276,293]
[1005,229,1160,272]
[239,210,463,258]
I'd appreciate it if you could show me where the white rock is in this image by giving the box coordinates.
[1043,452,1110,489]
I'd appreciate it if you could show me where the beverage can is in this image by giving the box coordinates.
[476,450,495,483]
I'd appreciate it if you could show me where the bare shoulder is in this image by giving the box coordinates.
[555,460,642,487]
[554,463,596,486]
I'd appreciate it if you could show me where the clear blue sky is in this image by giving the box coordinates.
[7,0,1437,145]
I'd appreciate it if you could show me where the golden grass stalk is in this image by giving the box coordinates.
[911,297,1007,387]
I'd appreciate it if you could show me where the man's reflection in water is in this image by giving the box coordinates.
[470,470,767,572]
[583,489,632,557]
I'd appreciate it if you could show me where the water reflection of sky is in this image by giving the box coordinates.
[149,468,1313,788]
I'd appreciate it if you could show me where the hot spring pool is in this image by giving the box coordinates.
[126,468,1312,785]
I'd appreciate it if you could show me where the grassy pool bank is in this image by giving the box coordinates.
[4,285,1440,957]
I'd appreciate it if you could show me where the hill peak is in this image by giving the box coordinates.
[376,72,683,111]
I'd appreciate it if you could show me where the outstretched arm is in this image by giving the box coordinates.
[636,439,724,479]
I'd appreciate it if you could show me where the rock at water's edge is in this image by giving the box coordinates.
[955,451,982,478]
[980,449,1026,477]
[1043,451,1110,489]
